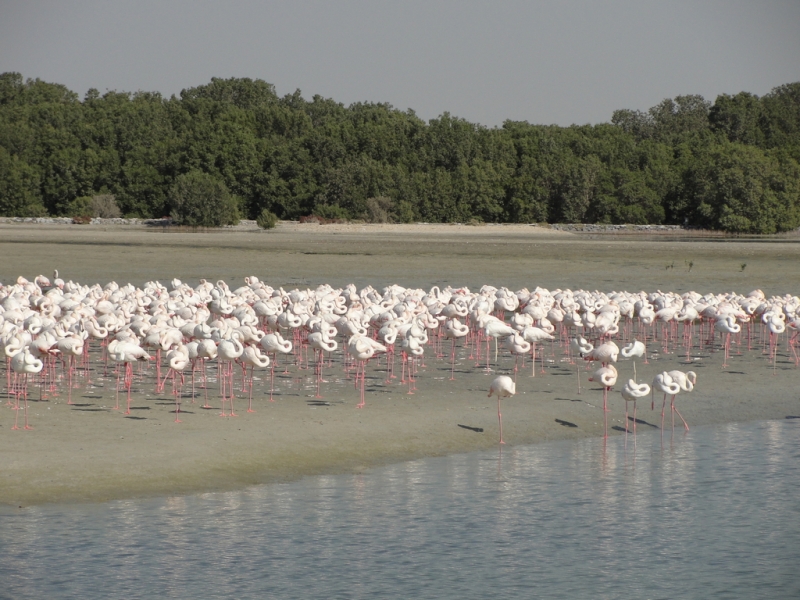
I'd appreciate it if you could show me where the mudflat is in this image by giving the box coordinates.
[2,222,799,506]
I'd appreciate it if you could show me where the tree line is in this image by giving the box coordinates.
[1,72,799,232]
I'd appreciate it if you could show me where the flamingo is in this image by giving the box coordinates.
[505,333,531,383]
[487,375,516,445]
[56,333,85,405]
[240,344,270,412]
[108,340,151,414]
[483,318,516,371]
[584,341,619,367]
[714,314,741,368]
[348,334,386,408]
[196,338,218,408]
[620,339,646,380]
[522,326,554,376]
[10,347,43,430]
[570,336,593,394]
[620,379,650,435]
[218,332,244,417]
[589,364,618,414]
[651,371,682,430]
[307,330,337,398]
[665,370,696,430]
[443,317,469,380]
[765,313,785,374]
[163,345,189,422]
[260,332,292,401]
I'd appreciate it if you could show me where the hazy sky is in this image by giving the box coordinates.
[1,0,798,127]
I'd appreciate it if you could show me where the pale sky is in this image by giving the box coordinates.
[1,0,798,127]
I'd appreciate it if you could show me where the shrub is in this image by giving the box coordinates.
[67,196,93,217]
[314,204,350,221]
[364,196,394,223]
[257,209,279,229]
[168,171,239,227]
[90,194,121,218]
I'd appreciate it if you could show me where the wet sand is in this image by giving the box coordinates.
[2,222,799,506]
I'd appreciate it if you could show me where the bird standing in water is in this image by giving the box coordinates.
[488,375,516,445]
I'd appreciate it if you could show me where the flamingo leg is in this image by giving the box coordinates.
[124,363,133,415]
[247,366,256,413]
[673,402,689,431]
[497,396,504,445]
[22,373,33,430]
[450,339,456,381]
[269,355,276,402]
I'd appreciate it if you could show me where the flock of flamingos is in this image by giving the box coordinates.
[1,272,796,442]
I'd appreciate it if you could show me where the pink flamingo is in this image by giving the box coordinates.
[505,333,531,383]
[163,345,189,422]
[620,378,650,436]
[10,347,43,430]
[522,326,554,376]
[488,375,516,445]
[714,315,740,368]
[307,330,338,398]
[259,332,293,401]
[218,332,244,417]
[443,317,469,380]
[108,340,151,414]
[348,334,386,408]
[240,344,270,412]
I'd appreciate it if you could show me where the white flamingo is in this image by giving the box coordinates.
[488,375,516,445]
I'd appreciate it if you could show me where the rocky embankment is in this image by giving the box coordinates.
[549,223,685,232]
[0,217,260,228]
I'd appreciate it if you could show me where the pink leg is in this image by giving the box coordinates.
[269,356,276,402]
[23,374,32,430]
[114,366,121,410]
[450,339,456,381]
[247,366,256,413]
[497,397,504,445]
[124,363,133,415]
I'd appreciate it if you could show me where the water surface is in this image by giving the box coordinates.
[2,420,799,599]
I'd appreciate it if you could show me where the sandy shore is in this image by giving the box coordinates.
[2,222,799,506]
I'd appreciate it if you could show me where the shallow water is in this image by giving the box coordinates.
[2,420,799,599]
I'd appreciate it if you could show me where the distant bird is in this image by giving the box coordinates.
[570,336,594,394]
[308,330,338,398]
[10,347,43,430]
[665,370,696,430]
[621,339,647,378]
[348,334,387,408]
[108,340,152,414]
[651,371,684,430]
[505,333,531,383]
[584,341,619,366]
[488,375,516,445]
[483,319,516,371]
[443,317,469,380]
[589,364,618,416]
[240,344,270,412]
[218,332,244,417]
[522,326,554,376]
[163,345,189,422]
[714,315,740,368]
[260,332,293,401]
[620,379,651,435]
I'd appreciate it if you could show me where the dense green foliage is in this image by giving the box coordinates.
[256,208,278,229]
[1,72,799,232]
[168,171,239,227]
